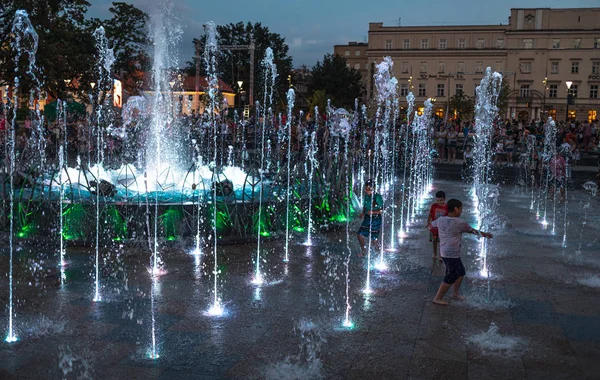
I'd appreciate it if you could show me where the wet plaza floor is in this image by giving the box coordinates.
[1,178,600,379]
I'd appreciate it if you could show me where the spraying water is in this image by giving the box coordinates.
[6,9,40,343]
[304,111,319,247]
[284,89,295,262]
[204,21,224,315]
[254,47,277,285]
[398,92,414,239]
[58,100,67,283]
[472,67,503,279]
[92,26,115,302]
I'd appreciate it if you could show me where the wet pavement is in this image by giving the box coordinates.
[0,178,599,379]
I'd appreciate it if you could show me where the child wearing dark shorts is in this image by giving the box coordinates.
[431,199,493,305]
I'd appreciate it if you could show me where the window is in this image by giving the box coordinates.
[591,85,599,99]
[355,50,361,56]
[365,63,369,70]
[458,38,466,49]
[436,108,444,118]
[523,38,534,49]
[551,61,559,74]
[400,83,409,96]
[457,61,465,74]
[475,61,484,74]
[595,38,600,49]
[437,84,445,97]
[568,110,577,119]
[420,61,428,73]
[592,62,600,74]
[574,39,581,49]
[438,61,446,73]
[521,62,532,73]
[385,39,392,50]
[589,110,597,123]
[354,63,361,70]
[568,84,578,98]
[418,84,427,97]
[421,39,429,49]
[439,39,447,49]
[477,38,485,49]
[403,39,410,49]
[401,61,409,73]
[495,61,503,72]
[520,84,530,97]
[548,109,557,119]
[552,39,560,49]
[455,84,463,95]
[344,50,350,56]
[496,38,505,48]
[548,84,557,98]
[571,61,579,74]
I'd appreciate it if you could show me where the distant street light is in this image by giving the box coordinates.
[565,81,573,122]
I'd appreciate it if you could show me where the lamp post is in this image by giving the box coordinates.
[237,80,243,110]
[565,81,572,122]
[542,77,547,119]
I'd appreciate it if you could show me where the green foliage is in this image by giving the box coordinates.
[89,2,150,95]
[497,76,511,117]
[447,90,475,120]
[189,22,293,110]
[0,0,95,100]
[309,54,365,109]
[0,1,149,100]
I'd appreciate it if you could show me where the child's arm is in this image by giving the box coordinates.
[470,229,493,238]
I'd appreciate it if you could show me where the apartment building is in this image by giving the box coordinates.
[336,8,600,121]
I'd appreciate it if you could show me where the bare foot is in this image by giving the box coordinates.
[451,295,465,301]
[432,299,449,306]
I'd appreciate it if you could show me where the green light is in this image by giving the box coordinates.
[159,207,183,240]
[63,204,87,240]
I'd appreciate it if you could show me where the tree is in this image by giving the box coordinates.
[447,90,475,121]
[188,22,293,111]
[0,0,96,100]
[309,54,365,109]
[89,2,150,95]
[497,76,511,117]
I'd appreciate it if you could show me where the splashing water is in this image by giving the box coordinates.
[264,319,325,380]
[467,322,523,355]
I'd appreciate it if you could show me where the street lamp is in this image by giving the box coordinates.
[565,81,573,122]
[237,81,243,109]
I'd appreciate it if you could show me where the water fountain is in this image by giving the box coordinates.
[253,47,277,285]
[284,89,295,263]
[304,112,318,247]
[203,21,224,316]
[472,67,503,279]
[398,92,414,240]
[5,9,42,343]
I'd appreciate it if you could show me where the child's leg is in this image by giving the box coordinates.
[357,234,366,254]
[451,276,464,298]
[433,282,451,305]
[432,239,438,257]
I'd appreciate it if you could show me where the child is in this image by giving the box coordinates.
[427,191,448,261]
[357,179,384,256]
[431,199,493,305]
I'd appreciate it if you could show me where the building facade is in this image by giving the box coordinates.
[337,8,600,122]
